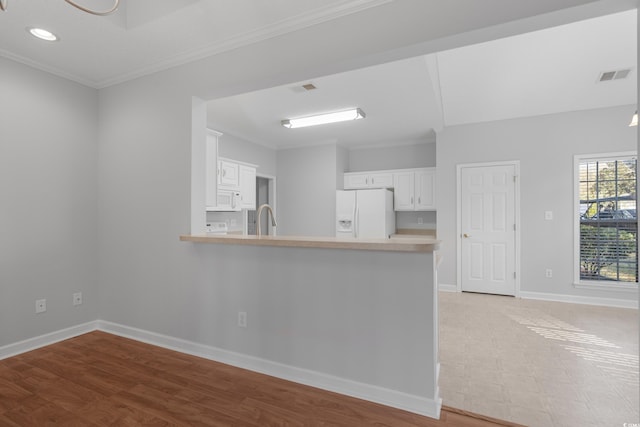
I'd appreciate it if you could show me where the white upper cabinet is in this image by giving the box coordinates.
[208,152,258,211]
[415,169,436,210]
[393,171,415,210]
[344,171,394,189]
[218,159,240,189]
[393,168,436,211]
[239,164,256,210]
[344,167,436,211]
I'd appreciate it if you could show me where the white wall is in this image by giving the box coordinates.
[437,105,637,302]
[0,57,99,346]
[348,142,436,171]
[277,144,338,236]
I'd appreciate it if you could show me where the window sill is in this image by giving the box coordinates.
[574,280,638,292]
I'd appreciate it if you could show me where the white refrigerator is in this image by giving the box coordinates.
[336,189,395,238]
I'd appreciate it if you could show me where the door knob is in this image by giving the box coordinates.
[463,233,471,238]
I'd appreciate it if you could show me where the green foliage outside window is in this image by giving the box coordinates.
[580,224,637,281]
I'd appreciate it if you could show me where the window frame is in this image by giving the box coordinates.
[573,151,638,291]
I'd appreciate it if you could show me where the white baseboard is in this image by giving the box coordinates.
[1,320,441,418]
[438,283,458,292]
[97,320,441,419]
[0,320,99,360]
[520,291,638,309]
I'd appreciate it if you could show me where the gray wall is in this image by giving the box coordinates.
[437,105,637,301]
[277,145,338,236]
[1,0,628,407]
[182,244,437,401]
[336,146,349,191]
[218,133,277,177]
[0,57,99,346]
[348,142,436,171]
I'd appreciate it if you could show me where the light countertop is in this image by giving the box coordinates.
[180,233,439,253]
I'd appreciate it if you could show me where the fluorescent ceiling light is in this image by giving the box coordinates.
[28,27,59,41]
[629,111,638,127]
[282,108,365,129]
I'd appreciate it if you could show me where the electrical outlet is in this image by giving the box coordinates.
[417,217,423,224]
[544,211,553,220]
[35,299,46,314]
[545,269,553,278]
[238,311,247,328]
[73,292,82,306]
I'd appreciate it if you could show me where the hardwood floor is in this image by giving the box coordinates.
[0,332,524,426]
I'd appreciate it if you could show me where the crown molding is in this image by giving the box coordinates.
[0,48,98,88]
[97,0,393,88]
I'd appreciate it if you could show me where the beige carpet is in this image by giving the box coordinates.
[438,291,639,426]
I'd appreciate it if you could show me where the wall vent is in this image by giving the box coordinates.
[598,69,632,82]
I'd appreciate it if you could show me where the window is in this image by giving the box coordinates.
[575,153,637,287]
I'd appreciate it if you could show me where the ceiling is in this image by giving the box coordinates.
[0,0,392,87]
[0,1,636,150]
[207,9,637,149]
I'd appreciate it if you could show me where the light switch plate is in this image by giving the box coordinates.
[544,211,553,220]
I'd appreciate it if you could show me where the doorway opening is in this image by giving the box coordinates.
[247,174,276,235]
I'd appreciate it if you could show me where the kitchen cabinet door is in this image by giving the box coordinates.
[218,160,240,188]
[415,169,436,210]
[344,173,369,189]
[393,172,415,211]
[239,165,256,210]
[369,172,393,188]
[344,172,393,189]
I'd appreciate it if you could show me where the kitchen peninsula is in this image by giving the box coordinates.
[180,232,442,418]
[180,233,438,251]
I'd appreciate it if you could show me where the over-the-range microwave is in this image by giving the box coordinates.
[207,189,241,212]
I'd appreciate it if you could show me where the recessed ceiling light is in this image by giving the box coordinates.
[27,27,59,42]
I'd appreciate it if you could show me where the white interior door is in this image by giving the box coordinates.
[460,164,516,296]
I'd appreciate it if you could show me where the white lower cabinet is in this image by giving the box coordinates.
[393,168,436,211]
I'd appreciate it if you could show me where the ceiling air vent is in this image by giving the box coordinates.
[290,83,318,93]
[598,69,632,82]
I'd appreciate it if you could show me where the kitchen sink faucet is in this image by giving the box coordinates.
[256,204,277,236]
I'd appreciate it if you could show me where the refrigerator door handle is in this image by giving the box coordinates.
[355,206,359,238]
